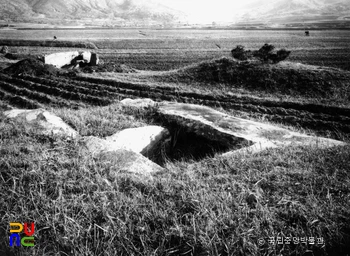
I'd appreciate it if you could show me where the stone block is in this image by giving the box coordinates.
[44,51,79,68]
[4,108,78,138]
[106,126,170,162]
[120,98,157,108]
[96,149,164,177]
[90,53,99,66]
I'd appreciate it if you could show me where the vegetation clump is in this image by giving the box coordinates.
[230,45,252,61]
[231,44,291,63]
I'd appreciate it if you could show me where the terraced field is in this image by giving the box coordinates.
[2,29,350,71]
[1,71,349,139]
[1,29,350,139]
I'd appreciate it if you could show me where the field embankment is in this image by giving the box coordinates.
[0,39,97,49]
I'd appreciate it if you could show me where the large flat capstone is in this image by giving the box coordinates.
[4,109,78,138]
[159,102,346,154]
[120,98,347,156]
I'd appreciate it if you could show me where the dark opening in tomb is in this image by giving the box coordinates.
[152,116,253,164]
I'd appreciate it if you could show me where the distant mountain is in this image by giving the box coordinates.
[0,0,34,21]
[0,0,186,25]
[1,0,349,27]
[235,0,350,24]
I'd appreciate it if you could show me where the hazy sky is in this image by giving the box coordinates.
[155,0,343,23]
[159,0,257,23]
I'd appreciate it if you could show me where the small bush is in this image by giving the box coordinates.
[275,49,291,63]
[231,45,248,60]
[253,43,275,62]
[231,44,291,64]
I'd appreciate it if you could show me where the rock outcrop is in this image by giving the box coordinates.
[4,108,78,138]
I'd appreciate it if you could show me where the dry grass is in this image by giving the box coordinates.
[0,104,349,256]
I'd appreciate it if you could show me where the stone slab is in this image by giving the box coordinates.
[157,102,347,154]
[81,136,165,177]
[4,108,78,138]
[44,51,80,68]
[97,149,164,176]
[105,126,170,156]
[120,98,157,108]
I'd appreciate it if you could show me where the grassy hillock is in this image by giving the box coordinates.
[0,103,349,256]
[168,57,350,103]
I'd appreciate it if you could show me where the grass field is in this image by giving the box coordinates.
[0,29,350,256]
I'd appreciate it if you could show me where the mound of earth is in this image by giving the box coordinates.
[3,58,71,77]
[4,53,19,60]
[172,57,350,100]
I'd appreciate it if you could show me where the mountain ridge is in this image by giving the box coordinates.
[0,0,186,25]
[0,0,349,26]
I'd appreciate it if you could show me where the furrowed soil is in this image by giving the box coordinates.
[1,55,350,140]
